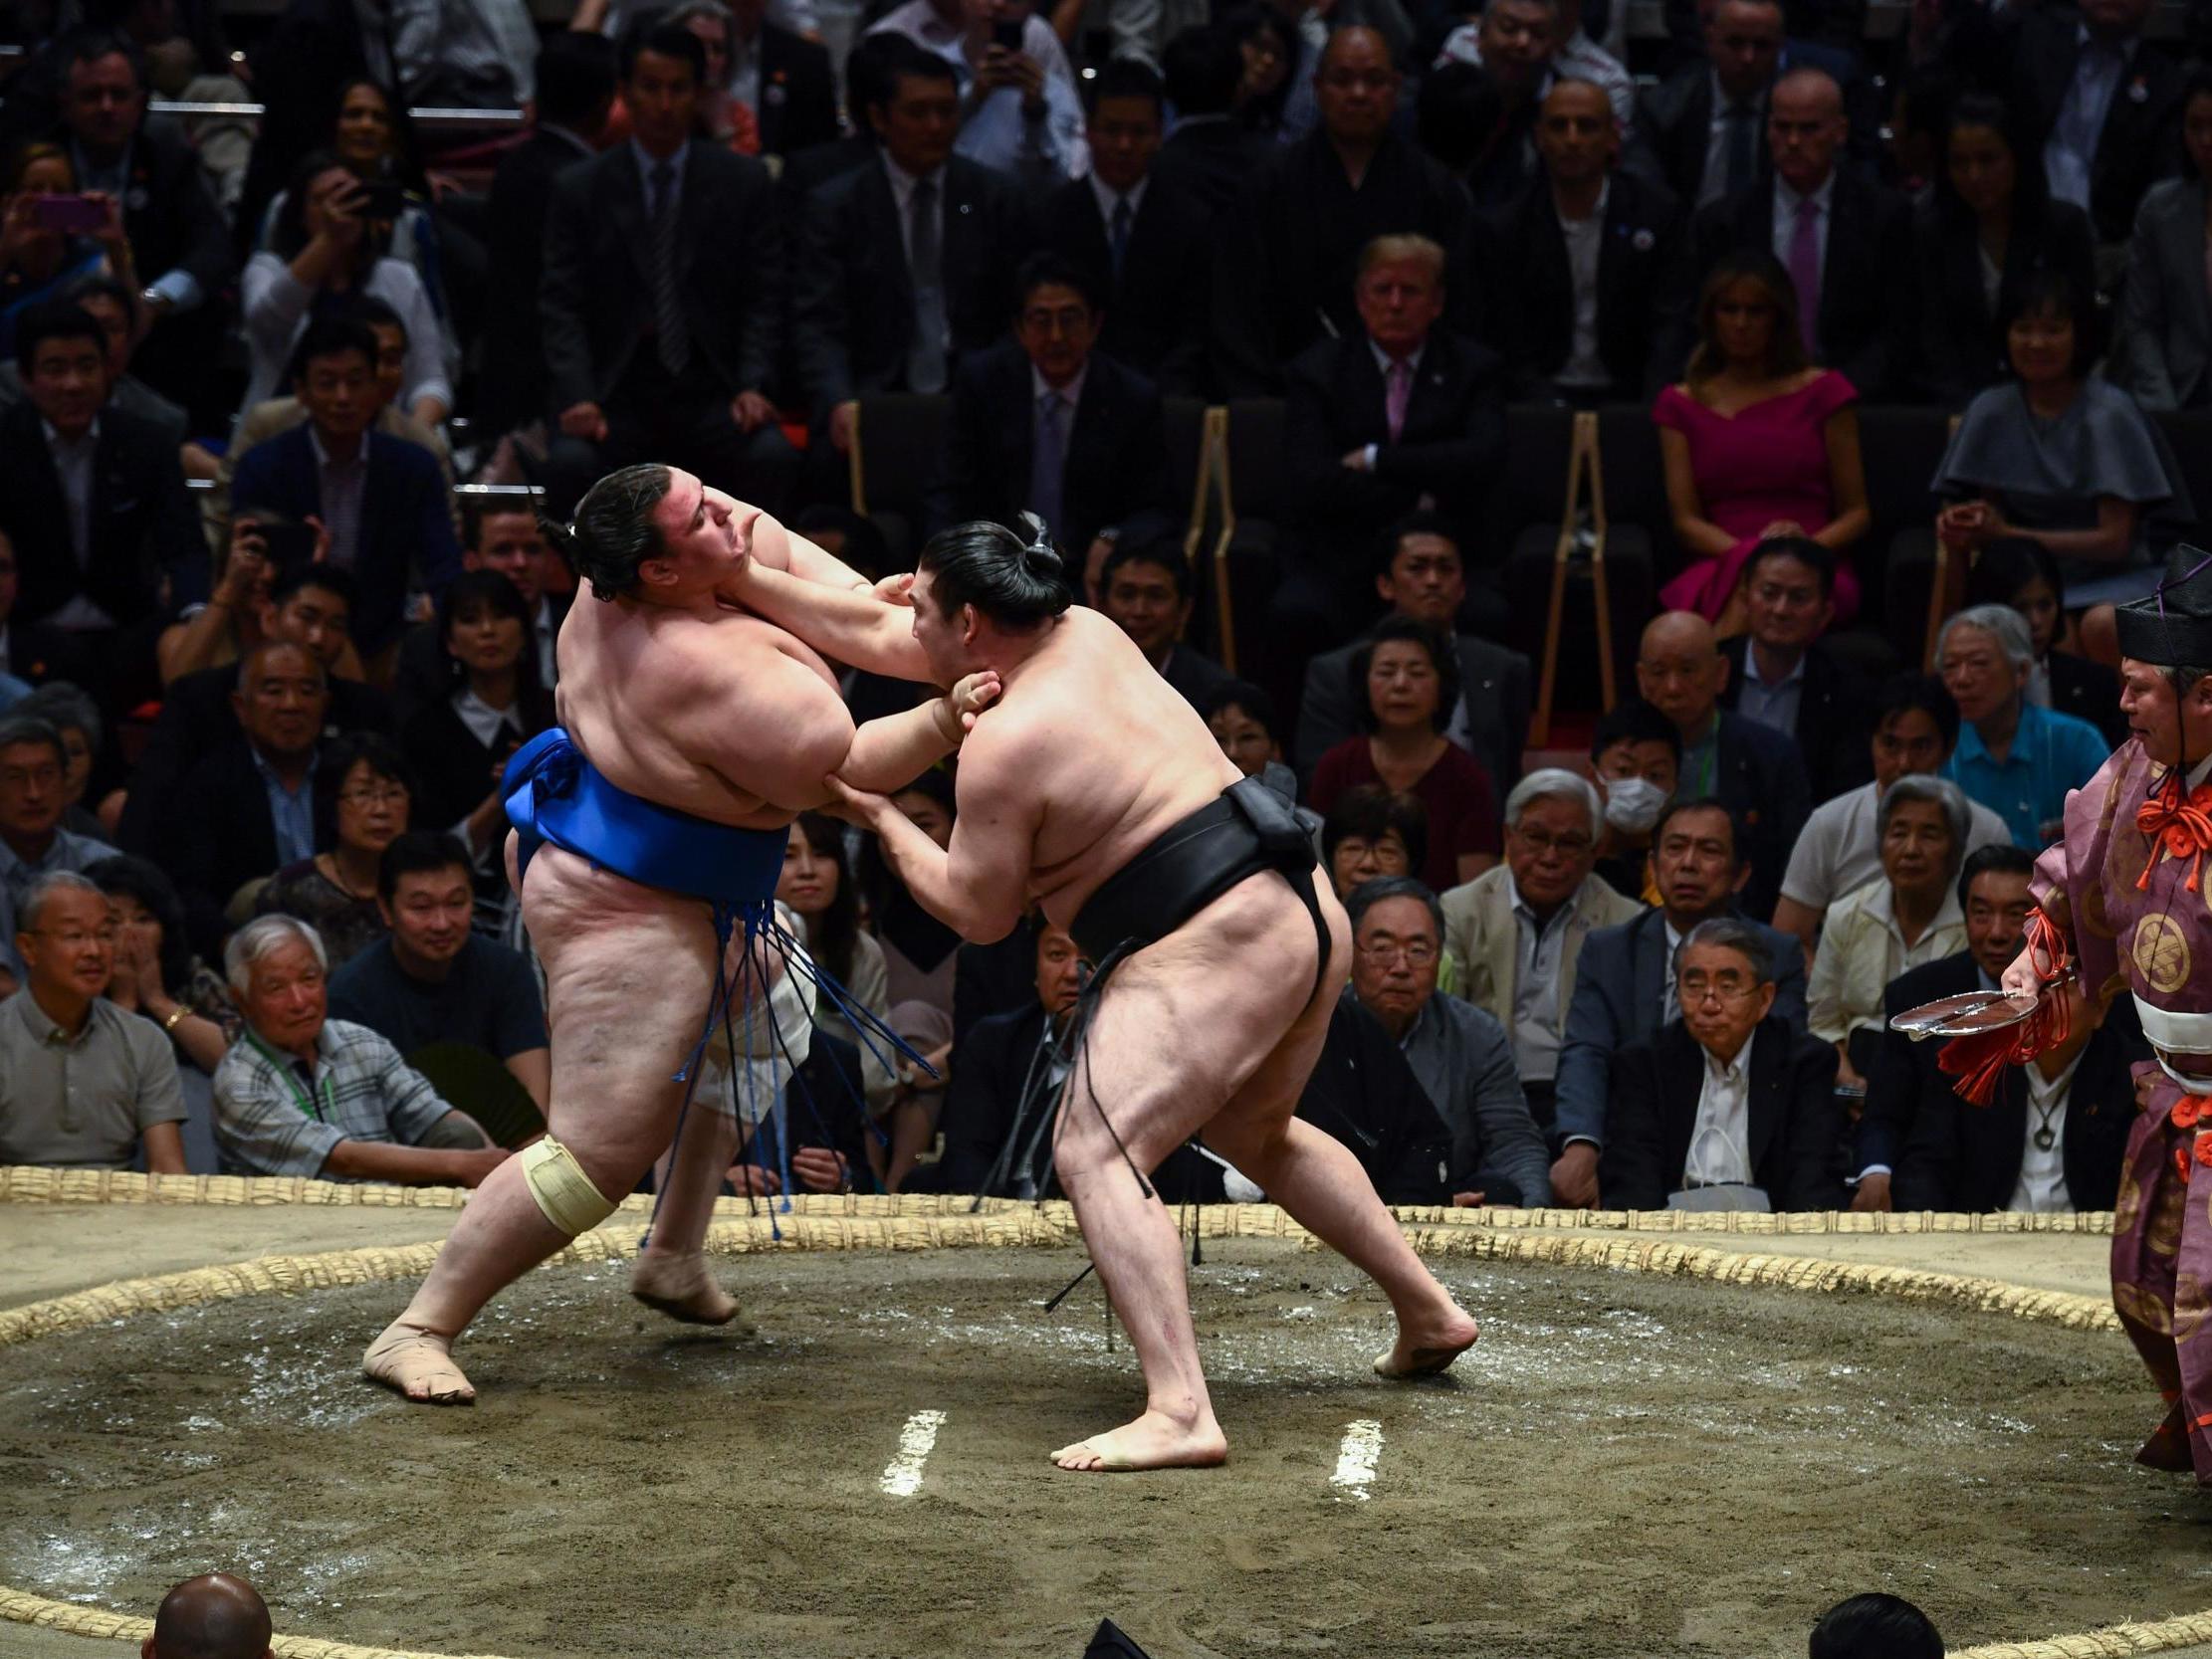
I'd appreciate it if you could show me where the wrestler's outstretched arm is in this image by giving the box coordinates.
[830,731,1035,944]
[746,511,876,593]
[839,672,999,793]
[726,558,934,685]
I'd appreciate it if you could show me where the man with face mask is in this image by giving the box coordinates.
[1997,545,2212,1482]
[1588,698,1681,903]
[1548,795,1807,1206]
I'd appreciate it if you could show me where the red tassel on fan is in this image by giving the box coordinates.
[1935,908,2072,1107]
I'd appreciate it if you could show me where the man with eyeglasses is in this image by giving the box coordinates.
[927,252,1171,562]
[0,870,185,1171]
[1440,768,1641,1134]
[1715,536,1870,801]
[0,716,117,999]
[1598,915,1841,1211]
[1550,795,1806,1205]
[1356,875,1553,1205]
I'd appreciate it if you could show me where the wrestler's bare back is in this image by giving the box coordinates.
[975,607,1248,927]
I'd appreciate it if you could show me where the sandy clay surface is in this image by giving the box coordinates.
[3,1236,2207,1659]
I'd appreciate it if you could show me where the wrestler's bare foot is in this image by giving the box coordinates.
[362,1321,476,1404]
[629,1251,747,1328]
[1373,1306,1480,1379]
[1049,1408,1228,1474]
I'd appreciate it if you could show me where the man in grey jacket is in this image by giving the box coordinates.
[1346,876,1553,1207]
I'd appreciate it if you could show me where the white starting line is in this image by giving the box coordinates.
[879,1409,948,1496]
[1330,1419,1384,1500]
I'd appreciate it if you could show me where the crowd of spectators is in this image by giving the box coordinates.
[0,0,2196,1218]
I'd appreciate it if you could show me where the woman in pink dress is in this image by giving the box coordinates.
[1655,249,1871,630]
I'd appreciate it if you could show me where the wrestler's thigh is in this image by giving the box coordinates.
[1205,887,1353,1145]
[1068,878,1328,1169]
[521,846,720,1167]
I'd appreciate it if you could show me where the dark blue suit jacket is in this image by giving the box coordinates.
[1554,906,1809,1150]
[1705,709,1813,922]
[229,424,461,651]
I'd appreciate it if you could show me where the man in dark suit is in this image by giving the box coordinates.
[1481,78,1692,401]
[1213,26,1477,397]
[793,41,1037,462]
[1638,609,1812,920]
[729,0,840,160]
[1296,516,1529,796]
[1295,988,1456,1207]
[1553,796,1810,1203]
[49,33,235,424]
[0,302,204,709]
[1986,0,2185,251]
[931,920,1222,1200]
[1277,233,1505,660]
[1150,23,1272,216]
[927,253,1171,557]
[0,539,87,692]
[1600,915,1842,1210]
[116,564,391,859]
[541,26,798,518]
[1714,536,1870,803]
[1039,59,1209,396]
[159,638,332,956]
[1636,0,1783,210]
[1856,844,2140,1213]
[479,31,616,440]
[1097,538,1235,716]
[1690,66,1912,397]
[229,317,461,659]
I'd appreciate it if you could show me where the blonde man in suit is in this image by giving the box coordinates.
[1439,767,1641,1135]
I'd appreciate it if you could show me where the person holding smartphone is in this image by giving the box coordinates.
[948,0,1087,191]
[0,143,133,356]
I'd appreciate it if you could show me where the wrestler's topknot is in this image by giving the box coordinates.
[916,514,1073,628]
[553,464,674,601]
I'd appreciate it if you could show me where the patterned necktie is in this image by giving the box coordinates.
[1787,194,1822,358]
[907,177,948,395]
[1031,391,1067,540]
[649,160,689,374]
[1109,196,1133,282]
[1385,357,1412,444]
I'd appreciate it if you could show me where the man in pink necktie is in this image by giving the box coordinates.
[1768,69,1847,360]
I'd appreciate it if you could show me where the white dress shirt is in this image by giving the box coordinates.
[41,418,114,632]
[1684,1029,1755,1187]
[1556,179,1611,390]
[1506,872,1573,1084]
[2007,1052,2080,1213]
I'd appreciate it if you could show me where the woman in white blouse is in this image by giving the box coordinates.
[1808,774,1971,1089]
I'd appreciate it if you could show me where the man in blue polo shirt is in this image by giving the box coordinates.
[1936,605,2111,850]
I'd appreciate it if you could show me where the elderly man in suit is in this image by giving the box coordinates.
[228,317,461,660]
[2113,142,2212,410]
[0,302,204,710]
[1600,915,1841,1211]
[1853,843,2139,1214]
[1277,236,1506,671]
[1637,609,1811,921]
[1440,769,1642,1135]
[1040,59,1210,396]
[1480,77,1692,402]
[925,253,1172,558]
[1690,67,1913,398]
[479,31,616,440]
[1551,796,1808,1204]
[48,33,235,422]
[541,26,798,518]
[1296,515,1527,802]
[794,41,1037,462]
[1212,27,1477,397]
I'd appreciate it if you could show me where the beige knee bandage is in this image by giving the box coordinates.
[520,1136,619,1236]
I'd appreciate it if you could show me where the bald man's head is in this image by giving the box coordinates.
[1637,610,1728,731]
[143,1574,272,1659]
[1769,67,1846,192]
[1316,26,1399,147]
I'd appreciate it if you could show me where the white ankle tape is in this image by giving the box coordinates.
[520,1136,618,1236]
